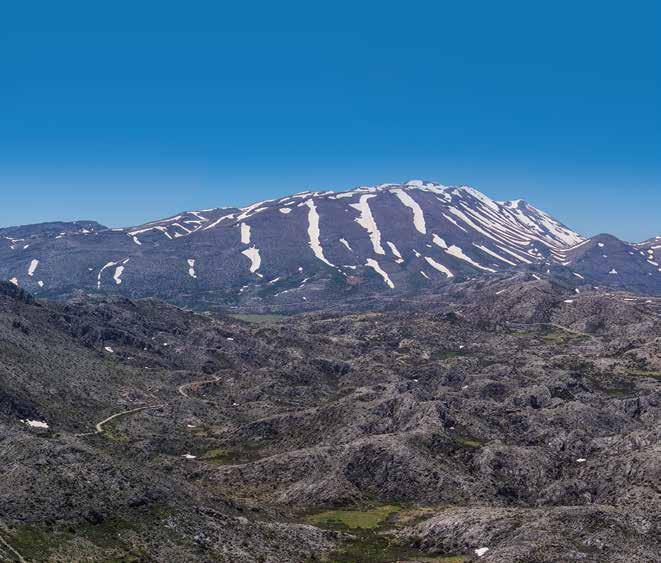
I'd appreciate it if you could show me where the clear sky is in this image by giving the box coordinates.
[1,2,659,241]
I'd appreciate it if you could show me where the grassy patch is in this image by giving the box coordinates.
[307,505,401,530]
[434,350,467,361]
[511,330,536,337]
[199,448,229,465]
[541,332,567,344]
[198,444,264,465]
[626,370,661,379]
[8,505,172,560]
[455,436,483,448]
[9,526,56,559]
[307,505,467,562]
[102,425,130,443]
[230,313,288,325]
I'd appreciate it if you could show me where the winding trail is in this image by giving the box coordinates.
[75,404,167,437]
[177,375,222,398]
[77,372,225,437]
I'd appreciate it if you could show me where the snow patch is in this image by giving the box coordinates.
[21,419,49,429]
[446,245,496,272]
[349,195,385,255]
[424,256,454,278]
[242,247,262,273]
[27,259,39,276]
[365,258,394,288]
[305,199,335,267]
[240,223,251,244]
[391,188,426,234]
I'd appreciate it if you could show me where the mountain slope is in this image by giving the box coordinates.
[0,180,658,308]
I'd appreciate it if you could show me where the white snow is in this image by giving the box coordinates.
[21,419,49,429]
[386,241,403,260]
[576,458,587,463]
[475,547,489,557]
[340,238,353,252]
[432,234,448,249]
[240,223,251,244]
[113,266,125,285]
[304,199,335,266]
[446,245,496,272]
[27,259,39,276]
[187,258,197,278]
[573,272,584,279]
[37,280,44,287]
[608,269,618,275]
[97,260,126,288]
[420,271,430,279]
[104,346,114,353]
[391,188,426,234]
[203,213,235,230]
[443,213,468,232]
[473,244,517,266]
[242,247,262,273]
[349,195,385,255]
[564,299,574,303]
[365,258,394,288]
[279,207,292,214]
[9,277,18,286]
[424,257,454,278]
[235,199,275,221]
[182,454,197,460]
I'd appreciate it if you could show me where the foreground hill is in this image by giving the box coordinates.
[0,279,659,561]
[2,181,659,310]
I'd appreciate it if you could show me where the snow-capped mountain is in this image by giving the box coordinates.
[1,180,658,308]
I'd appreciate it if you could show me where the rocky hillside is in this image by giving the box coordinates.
[0,278,659,561]
[2,181,658,309]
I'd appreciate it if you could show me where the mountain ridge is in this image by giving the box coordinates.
[1,180,659,307]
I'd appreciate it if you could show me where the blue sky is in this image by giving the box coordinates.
[1,2,659,240]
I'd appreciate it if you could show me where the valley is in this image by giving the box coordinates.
[0,273,658,561]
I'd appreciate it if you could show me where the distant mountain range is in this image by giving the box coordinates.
[1,180,659,309]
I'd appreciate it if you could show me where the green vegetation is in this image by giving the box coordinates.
[200,447,230,464]
[307,505,467,562]
[434,350,466,361]
[230,313,288,325]
[307,505,401,530]
[455,436,483,448]
[102,425,130,443]
[8,505,172,560]
[198,444,264,465]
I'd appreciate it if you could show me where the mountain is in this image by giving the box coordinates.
[0,181,658,310]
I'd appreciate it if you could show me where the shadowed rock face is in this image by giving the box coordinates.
[0,278,659,561]
[2,181,658,312]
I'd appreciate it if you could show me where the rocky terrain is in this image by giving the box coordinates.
[1,181,659,311]
[0,273,659,562]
